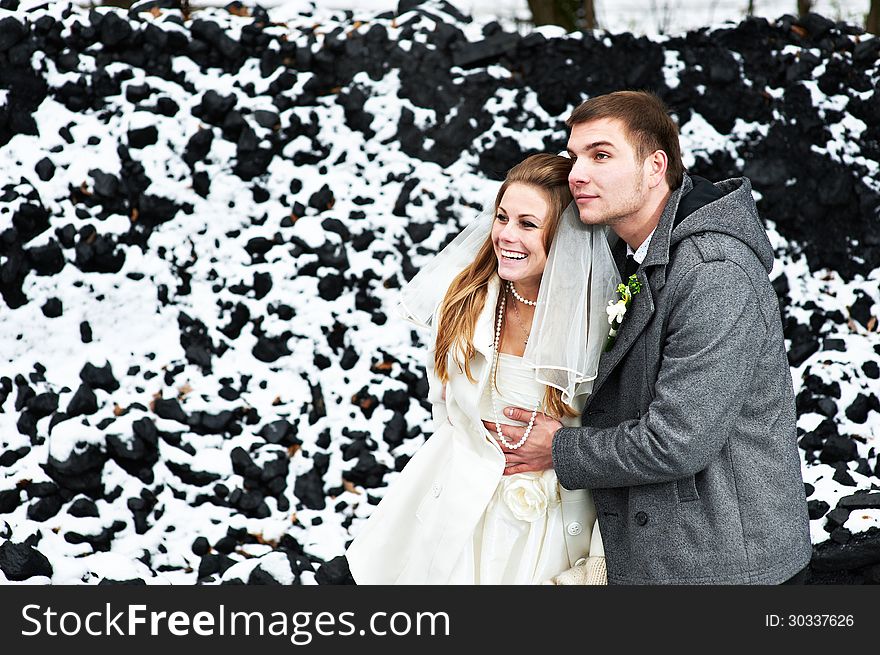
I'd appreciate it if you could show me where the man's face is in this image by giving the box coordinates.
[566,118,649,226]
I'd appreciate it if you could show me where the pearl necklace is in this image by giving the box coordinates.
[508,281,537,306]
[491,289,541,450]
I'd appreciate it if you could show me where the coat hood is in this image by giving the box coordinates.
[668,174,774,274]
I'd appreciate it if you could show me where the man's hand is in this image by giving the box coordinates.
[482,407,563,475]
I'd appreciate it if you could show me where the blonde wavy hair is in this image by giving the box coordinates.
[433,153,577,419]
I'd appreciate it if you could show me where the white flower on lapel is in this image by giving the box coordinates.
[605,274,642,351]
[606,298,627,324]
[501,472,559,522]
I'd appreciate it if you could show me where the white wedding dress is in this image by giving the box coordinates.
[446,352,576,584]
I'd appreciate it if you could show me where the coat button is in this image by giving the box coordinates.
[566,521,583,536]
[431,483,442,498]
[574,557,587,567]
[635,511,648,526]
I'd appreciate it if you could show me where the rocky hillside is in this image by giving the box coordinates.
[0,0,878,584]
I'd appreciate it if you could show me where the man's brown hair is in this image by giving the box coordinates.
[566,91,684,190]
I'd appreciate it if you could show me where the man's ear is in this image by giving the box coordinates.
[645,150,668,188]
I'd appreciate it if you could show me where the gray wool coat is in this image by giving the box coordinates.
[552,173,812,585]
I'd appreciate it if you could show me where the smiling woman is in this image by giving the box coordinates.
[345,154,618,584]
[492,183,550,305]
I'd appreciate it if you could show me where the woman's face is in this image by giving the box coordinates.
[491,182,550,291]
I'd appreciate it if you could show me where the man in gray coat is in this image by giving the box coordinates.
[498,91,812,584]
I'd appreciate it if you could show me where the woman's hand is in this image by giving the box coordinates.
[482,407,562,475]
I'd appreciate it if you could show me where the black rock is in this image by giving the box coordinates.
[253,110,279,129]
[152,397,187,423]
[293,467,325,510]
[383,411,407,448]
[192,536,210,556]
[0,16,26,52]
[16,411,37,439]
[811,528,880,571]
[831,465,857,487]
[99,11,133,47]
[188,410,239,436]
[166,461,221,486]
[25,481,57,498]
[229,446,259,479]
[198,553,235,580]
[27,240,65,275]
[125,83,153,103]
[34,157,55,181]
[252,332,291,363]
[127,491,157,535]
[41,297,62,318]
[343,452,388,489]
[66,383,98,417]
[129,1,183,14]
[837,491,880,510]
[258,419,299,447]
[128,125,159,149]
[260,455,288,483]
[45,443,107,497]
[451,32,519,68]
[829,526,852,545]
[248,565,283,585]
[317,273,345,300]
[0,446,29,468]
[819,434,858,463]
[825,506,850,528]
[106,429,159,483]
[315,555,355,585]
[213,536,237,554]
[26,392,58,419]
[0,488,21,514]
[308,184,335,211]
[190,18,242,62]
[245,236,276,258]
[183,128,214,168]
[0,541,52,581]
[193,90,236,124]
[80,321,92,343]
[68,497,99,518]
[806,499,829,520]
[821,338,846,351]
[27,494,64,521]
[845,393,877,424]
[98,577,146,585]
[192,171,210,197]
[848,290,875,329]
[80,362,119,392]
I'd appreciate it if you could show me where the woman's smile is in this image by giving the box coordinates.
[491,182,550,295]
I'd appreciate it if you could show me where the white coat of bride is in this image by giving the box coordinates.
[346,154,619,584]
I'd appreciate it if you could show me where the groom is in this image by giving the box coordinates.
[494,91,812,584]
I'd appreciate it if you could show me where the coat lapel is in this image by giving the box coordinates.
[590,175,693,395]
[592,274,655,392]
[472,276,500,361]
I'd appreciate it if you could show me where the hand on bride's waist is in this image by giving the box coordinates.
[481,406,562,476]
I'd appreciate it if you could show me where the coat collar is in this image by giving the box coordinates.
[638,172,692,290]
[590,175,693,395]
[472,276,501,360]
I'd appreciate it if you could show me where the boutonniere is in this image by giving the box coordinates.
[605,274,642,351]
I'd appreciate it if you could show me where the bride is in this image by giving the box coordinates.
[345,154,618,584]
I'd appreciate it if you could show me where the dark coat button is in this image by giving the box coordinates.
[635,511,648,526]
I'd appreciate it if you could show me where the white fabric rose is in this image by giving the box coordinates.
[502,473,558,522]
[606,299,627,324]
